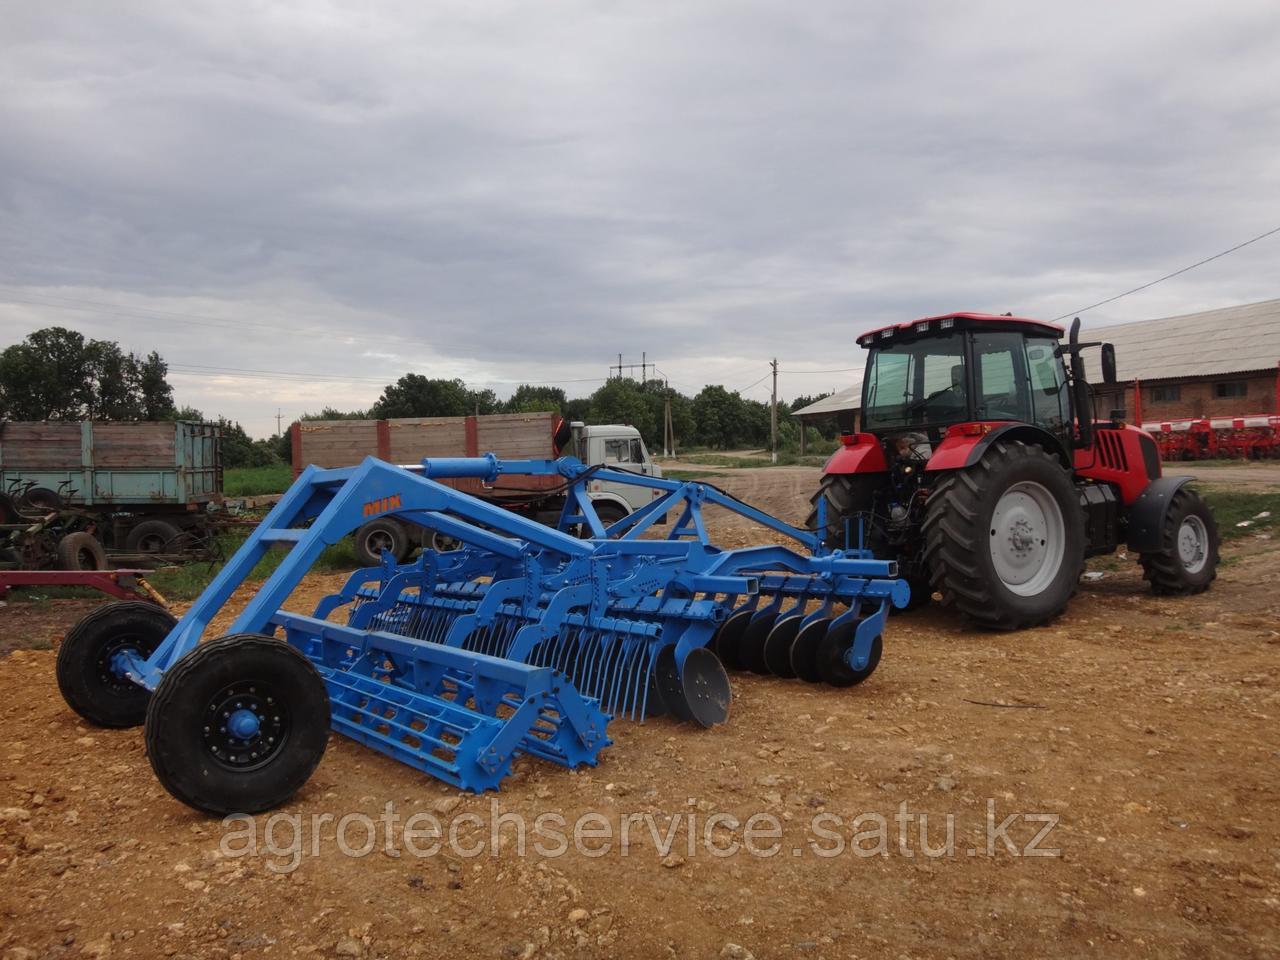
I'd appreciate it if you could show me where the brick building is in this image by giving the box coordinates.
[792,298,1280,435]
[1084,298,1280,425]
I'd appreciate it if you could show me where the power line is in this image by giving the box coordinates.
[1053,223,1280,320]
[734,371,772,394]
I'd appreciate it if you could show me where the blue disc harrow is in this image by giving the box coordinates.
[55,454,907,814]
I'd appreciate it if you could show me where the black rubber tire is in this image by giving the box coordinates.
[56,601,177,727]
[806,474,886,552]
[21,486,64,512]
[1139,487,1219,595]
[922,441,1085,631]
[56,532,108,571]
[125,519,183,554]
[591,501,629,532]
[353,518,411,566]
[145,634,330,816]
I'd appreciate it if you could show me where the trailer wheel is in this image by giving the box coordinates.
[56,532,107,571]
[56,601,177,727]
[353,518,411,566]
[125,519,183,554]
[145,634,330,815]
[923,440,1085,630]
[1139,487,1219,595]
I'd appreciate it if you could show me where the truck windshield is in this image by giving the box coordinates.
[863,339,968,429]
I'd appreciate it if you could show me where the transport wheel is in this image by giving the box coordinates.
[816,621,882,688]
[125,519,183,555]
[353,518,411,566]
[145,634,330,816]
[1139,487,1219,595]
[56,532,108,571]
[922,441,1084,630]
[56,601,177,727]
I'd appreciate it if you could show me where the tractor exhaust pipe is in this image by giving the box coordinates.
[1068,317,1094,448]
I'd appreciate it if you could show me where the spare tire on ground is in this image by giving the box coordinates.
[57,532,108,571]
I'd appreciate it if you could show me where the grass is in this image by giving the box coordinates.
[1197,485,1278,542]
[223,463,293,497]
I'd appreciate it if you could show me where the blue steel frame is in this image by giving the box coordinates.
[110,455,907,791]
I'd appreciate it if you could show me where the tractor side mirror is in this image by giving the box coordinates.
[1100,343,1117,385]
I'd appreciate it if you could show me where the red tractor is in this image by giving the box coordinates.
[809,312,1219,630]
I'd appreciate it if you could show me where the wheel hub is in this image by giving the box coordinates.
[204,682,287,769]
[1177,515,1208,573]
[988,480,1066,597]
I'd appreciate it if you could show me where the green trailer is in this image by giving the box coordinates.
[0,421,223,567]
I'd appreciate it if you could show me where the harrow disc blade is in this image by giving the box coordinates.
[738,613,777,675]
[762,615,803,678]
[680,647,731,728]
[654,646,693,722]
[817,622,883,688]
[711,608,754,671]
[789,618,829,683]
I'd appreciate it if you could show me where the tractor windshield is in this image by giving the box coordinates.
[862,339,968,430]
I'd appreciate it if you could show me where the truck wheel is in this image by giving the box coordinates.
[593,501,628,529]
[56,601,177,727]
[353,518,411,566]
[57,532,108,571]
[923,441,1084,630]
[144,634,330,815]
[125,519,183,554]
[1139,487,1219,594]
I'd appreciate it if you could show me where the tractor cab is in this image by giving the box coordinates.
[857,313,1072,446]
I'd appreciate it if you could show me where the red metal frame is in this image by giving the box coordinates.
[858,311,1065,341]
[0,569,167,605]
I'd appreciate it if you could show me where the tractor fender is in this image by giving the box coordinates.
[822,433,888,474]
[926,422,1071,472]
[1124,476,1193,553]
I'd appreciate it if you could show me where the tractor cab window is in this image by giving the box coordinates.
[973,331,1031,422]
[1024,337,1069,430]
[863,338,967,429]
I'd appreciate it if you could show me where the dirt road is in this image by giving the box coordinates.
[2,466,1278,960]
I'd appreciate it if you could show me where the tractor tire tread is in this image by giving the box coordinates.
[1138,487,1219,595]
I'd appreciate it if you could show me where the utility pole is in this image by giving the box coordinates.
[275,408,283,437]
[770,358,778,464]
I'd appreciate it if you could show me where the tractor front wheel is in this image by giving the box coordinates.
[145,634,330,815]
[1139,487,1219,595]
[923,440,1084,630]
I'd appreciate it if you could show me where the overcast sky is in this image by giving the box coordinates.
[2,1,1278,436]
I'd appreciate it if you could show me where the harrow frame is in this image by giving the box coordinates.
[60,454,907,811]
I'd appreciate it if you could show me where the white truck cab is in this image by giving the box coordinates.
[571,422,663,520]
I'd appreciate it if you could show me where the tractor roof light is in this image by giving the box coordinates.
[879,328,894,340]
[938,317,955,330]
[913,320,930,333]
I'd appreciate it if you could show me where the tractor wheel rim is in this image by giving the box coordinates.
[988,480,1065,597]
[1177,515,1208,573]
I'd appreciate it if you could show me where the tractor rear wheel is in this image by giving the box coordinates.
[1139,487,1219,594]
[923,440,1084,630]
[807,473,931,608]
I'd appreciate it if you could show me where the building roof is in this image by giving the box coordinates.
[792,381,862,418]
[1080,297,1280,383]
[790,298,1280,417]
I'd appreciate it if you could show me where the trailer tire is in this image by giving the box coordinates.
[353,518,411,566]
[1139,487,1219,595]
[56,601,177,727]
[145,634,330,816]
[21,486,65,513]
[125,519,183,555]
[923,440,1084,630]
[56,532,108,571]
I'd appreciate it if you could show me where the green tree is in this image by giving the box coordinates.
[0,326,177,421]
[370,376,497,419]
[504,384,567,414]
[588,378,656,441]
